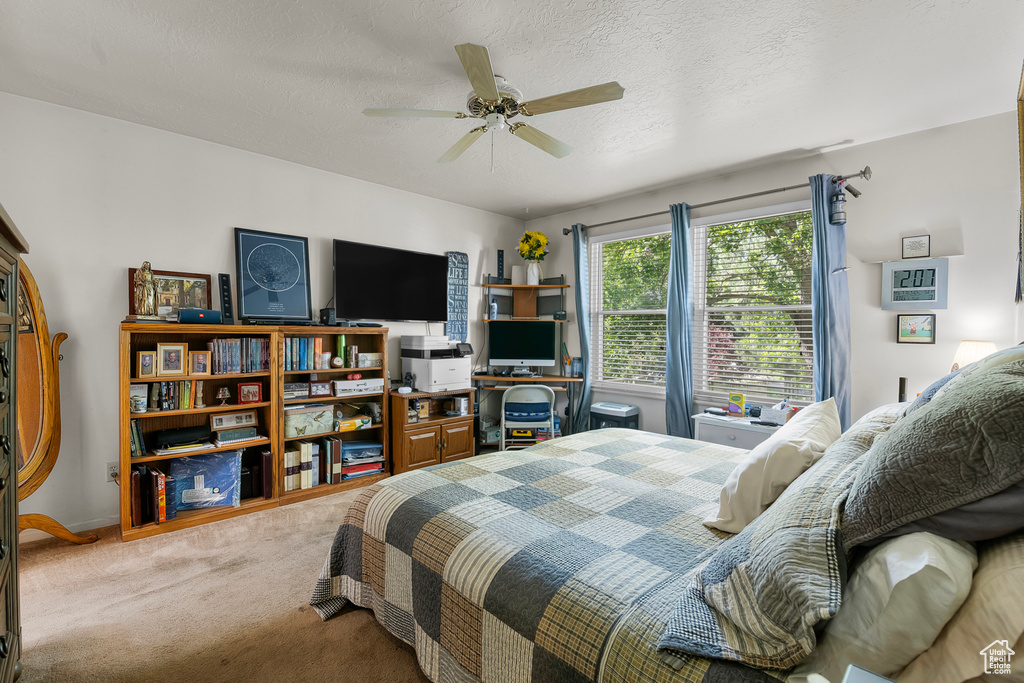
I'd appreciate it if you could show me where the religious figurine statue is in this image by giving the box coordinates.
[133,261,157,316]
[194,380,206,409]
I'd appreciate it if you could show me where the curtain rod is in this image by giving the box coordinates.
[561,167,871,235]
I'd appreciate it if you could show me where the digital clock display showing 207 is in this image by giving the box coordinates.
[892,268,937,302]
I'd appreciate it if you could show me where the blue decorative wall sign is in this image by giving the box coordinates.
[446,251,469,343]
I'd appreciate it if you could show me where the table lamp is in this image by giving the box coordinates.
[950,340,996,372]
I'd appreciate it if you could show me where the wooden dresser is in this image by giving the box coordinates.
[0,202,28,682]
[390,389,474,474]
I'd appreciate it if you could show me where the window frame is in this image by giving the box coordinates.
[588,199,813,403]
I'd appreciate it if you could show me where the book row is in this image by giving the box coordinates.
[283,438,384,492]
[283,335,383,372]
[208,337,272,375]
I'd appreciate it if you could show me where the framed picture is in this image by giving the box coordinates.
[237,382,263,404]
[210,410,258,431]
[901,234,930,259]
[309,381,333,398]
[234,227,312,322]
[137,351,156,378]
[128,268,211,318]
[189,351,211,376]
[896,314,936,344]
[156,342,188,376]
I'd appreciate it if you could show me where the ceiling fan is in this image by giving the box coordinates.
[363,43,625,162]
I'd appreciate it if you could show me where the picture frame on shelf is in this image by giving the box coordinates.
[128,267,211,319]
[234,227,312,322]
[210,410,258,431]
[901,234,930,259]
[189,350,211,376]
[156,342,188,376]
[237,382,262,404]
[309,381,332,398]
[137,351,156,378]
[896,314,936,344]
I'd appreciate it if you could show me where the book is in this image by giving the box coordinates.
[341,467,383,480]
[299,338,308,371]
[307,337,314,371]
[130,468,142,527]
[261,449,274,499]
[311,443,319,487]
[284,338,292,371]
[150,469,166,524]
[284,449,301,492]
[341,461,384,476]
[299,441,313,489]
[314,337,323,368]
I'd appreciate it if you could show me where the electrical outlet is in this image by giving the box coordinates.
[106,461,119,484]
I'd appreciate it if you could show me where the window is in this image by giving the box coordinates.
[590,204,814,404]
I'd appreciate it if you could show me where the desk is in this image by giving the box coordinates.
[473,374,584,448]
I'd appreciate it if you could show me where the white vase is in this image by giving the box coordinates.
[526,261,542,286]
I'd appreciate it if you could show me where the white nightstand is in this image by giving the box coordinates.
[691,413,780,449]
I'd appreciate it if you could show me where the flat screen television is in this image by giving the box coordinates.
[488,321,557,375]
[333,240,448,322]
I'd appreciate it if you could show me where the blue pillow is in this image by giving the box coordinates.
[904,369,960,415]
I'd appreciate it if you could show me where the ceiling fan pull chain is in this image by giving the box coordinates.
[490,128,495,173]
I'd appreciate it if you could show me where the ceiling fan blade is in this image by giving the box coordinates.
[508,123,572,158]
[454,43,500,103]
[438,126,487,163]
[519,81,625,116]
[363,107,467,119]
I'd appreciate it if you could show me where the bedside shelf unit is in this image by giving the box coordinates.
[118,323,390,541]
[691,413,780,450]
[390,388,475,474]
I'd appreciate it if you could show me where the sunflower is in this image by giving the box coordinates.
[518,231,548,261]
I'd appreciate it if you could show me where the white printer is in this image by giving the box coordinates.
[401,336,472,392]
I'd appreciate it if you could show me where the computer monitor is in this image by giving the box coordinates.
[488,321,557,376]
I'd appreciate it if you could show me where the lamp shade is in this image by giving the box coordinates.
[950,340,996,372]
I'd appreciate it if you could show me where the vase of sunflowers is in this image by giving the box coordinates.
[519,230,548,286]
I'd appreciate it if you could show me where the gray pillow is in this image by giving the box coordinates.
[879,479,1024,542]
[844,361,1024,549]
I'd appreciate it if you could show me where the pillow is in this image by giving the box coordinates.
[658,405,900,671]
[788,533,977,682]
[843,361,1024,549]
[925,344,1024,406]
[704,398,842,533]
[879,479,1024,543]
[904,368,959,416]
[896,533,1024,683]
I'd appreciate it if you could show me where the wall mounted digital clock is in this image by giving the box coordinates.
[881,258,948,310]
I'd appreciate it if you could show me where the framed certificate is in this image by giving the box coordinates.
[234,228,312,321]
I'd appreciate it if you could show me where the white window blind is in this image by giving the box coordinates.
[590,232,670,390]
[692,210,814,404]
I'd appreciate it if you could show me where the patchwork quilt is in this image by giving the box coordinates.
[311,428,788,683]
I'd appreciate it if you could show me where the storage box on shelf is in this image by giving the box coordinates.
[390,388,475,474]
[118,323,390,541]
[277,326,389,505]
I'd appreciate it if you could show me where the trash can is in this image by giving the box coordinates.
[589,402,639,430]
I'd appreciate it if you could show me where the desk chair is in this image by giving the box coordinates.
[500,385,556,451]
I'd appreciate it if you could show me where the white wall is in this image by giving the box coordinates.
[527,113,1021,433]
[0,92,524,534]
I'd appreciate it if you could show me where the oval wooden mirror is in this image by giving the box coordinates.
[16,259,96,544]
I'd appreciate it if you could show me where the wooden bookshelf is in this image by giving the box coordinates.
[118,323,390,541]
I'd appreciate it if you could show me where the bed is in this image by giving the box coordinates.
[311,349,1024,682]
[310,404,898,683]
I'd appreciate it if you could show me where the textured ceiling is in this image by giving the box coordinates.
[1,0,1022,220]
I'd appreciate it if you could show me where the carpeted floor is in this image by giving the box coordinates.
[17,488,429,683]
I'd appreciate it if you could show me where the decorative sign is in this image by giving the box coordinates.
[881,258,948,310]
[446,251,469,343]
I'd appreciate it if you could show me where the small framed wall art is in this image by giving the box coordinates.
[128,267,212,319]
[156,342,188,376]
[210,410,258,431]
[234,227,312,322]
[896,314,936,344]
[901,234,930,259]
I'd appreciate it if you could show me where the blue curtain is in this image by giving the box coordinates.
[571,224,593,433]
[810,175,853,430]
[665,203,694,438]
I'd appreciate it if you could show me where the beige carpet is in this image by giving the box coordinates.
[18,489,429,683]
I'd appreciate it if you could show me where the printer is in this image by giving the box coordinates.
[401,336,472,392]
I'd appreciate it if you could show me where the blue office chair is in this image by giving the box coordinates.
[500,385,556,450]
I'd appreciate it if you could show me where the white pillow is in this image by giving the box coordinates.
[789,532,977,682]
[703,398,841,533]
